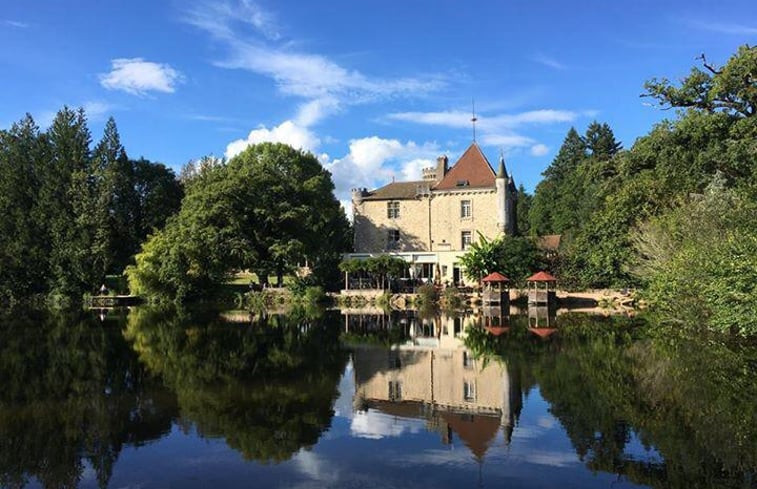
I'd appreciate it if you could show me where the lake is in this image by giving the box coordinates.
[0,306,754,488]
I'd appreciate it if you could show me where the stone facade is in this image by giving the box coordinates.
[348,143,518,286]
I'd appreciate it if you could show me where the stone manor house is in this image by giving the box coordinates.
[348,142,517,287]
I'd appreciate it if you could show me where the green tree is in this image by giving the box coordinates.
[43,107,99,299]
[584,121,623,161]
[0,115,48,302]
[132,157,183,240]
[634,176,757,335]
[92,117,140,275]
[643,44,757,118]
[515,183,532,235]
[459,234,544,284]
[128,143,350,302]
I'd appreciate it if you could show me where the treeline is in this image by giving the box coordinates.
[527,45,757,334]
[0,108,182,304]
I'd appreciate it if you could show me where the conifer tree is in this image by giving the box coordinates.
[44,107,98,298]
[585,121,622,160]
[93,117,139,275]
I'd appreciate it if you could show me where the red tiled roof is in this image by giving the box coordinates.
[434,143,495,190]
[482,272,509,282]
[526,271,557,282]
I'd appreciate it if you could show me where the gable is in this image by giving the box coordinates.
[434,143,496,190]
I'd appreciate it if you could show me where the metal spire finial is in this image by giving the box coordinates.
[471,99,478,142]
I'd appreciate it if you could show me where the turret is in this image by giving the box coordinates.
[422,155,449,184]
[496,156,508,233]
[351,187,365,206]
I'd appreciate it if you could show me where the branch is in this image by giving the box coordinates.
[696,53,722,75]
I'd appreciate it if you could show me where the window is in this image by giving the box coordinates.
[460,200,471,218]
[461,231,472,250]
[387,201,400,219]
[389,381,402,401]
[456,180,469,187]
[463,381,476,402]
[463,351,475,369]
[387,229,400,249]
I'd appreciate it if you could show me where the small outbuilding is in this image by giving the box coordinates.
[526,271,557,305]
[482,272,510,307]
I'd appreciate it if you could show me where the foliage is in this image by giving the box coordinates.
[414,284,438,307]
[458,233,501,282]
[634,179,757,335]
[441,286,464,311]
[528,45,757,296]
[643,44,756,118]
[127,143,350,302]
[459,233,544,285]
[0,108,182,304]
[515,183,532,235]
[338,255,407,290]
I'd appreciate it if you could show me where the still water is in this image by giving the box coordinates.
[0,307,754,489]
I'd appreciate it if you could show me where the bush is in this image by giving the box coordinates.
[634,179,757,335]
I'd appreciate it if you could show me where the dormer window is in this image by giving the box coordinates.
[456,180,469,187]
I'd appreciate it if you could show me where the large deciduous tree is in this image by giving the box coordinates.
[643,44,756,118]
[127,142,350,302]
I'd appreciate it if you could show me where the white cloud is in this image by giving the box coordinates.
[388,108,586,152]
[325,136,440,202]
[2,20,28,28]
[387,109,579,130]
[519,450,578,468]
[685,19,757,35]
[400,158,435,181]
[184,1,444,104]
[532,54,567,70]
[83,101,113,120]
[294,97,340,126]
[225,119,320,158]
[481,134,534,147]
[350,409,425,439]
[292,450,338,483]
[530,143,549,156]
[99,58,184,96]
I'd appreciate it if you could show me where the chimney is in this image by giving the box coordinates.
[435,155,448,183]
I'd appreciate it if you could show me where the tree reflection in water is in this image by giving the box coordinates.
[464,312,757,489]
[0,309,176,489]
[124,306,349,463]
[0,306,754,489]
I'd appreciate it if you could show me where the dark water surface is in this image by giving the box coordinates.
[0,307,755,489]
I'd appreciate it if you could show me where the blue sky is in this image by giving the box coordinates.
[2,1,755,204]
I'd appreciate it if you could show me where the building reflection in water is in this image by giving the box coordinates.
[346,308,523,462]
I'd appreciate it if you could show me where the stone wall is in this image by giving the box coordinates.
[353,189,503,253]
[353,197,430,253]
[430,189,500,251]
